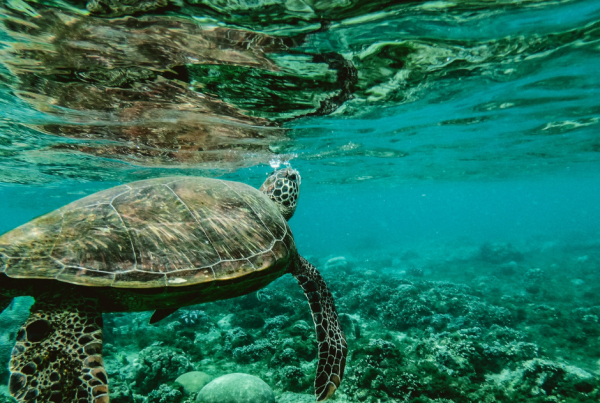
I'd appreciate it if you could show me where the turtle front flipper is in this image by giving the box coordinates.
[9,291,109,403]
[292,256,347,401]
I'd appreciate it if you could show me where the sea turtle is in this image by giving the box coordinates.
[0,168,347,402]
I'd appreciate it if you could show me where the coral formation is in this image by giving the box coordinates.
[3,239,598,402]
[135,345,195,393]
[175,372,212,395]
[147,384,182,403]
[196,373,275,403]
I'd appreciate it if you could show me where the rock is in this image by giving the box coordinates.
[196,373,275,403]
[324,256,353,273]
[175,371,213,395]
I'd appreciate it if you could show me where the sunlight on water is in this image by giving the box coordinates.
[1,0,600,402]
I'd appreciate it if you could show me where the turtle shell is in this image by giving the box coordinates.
[0,177,295,288]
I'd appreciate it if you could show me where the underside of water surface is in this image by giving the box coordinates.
[1,0,600,402]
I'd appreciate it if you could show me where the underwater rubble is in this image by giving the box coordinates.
[1,237,599,402]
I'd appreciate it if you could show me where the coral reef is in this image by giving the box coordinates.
[3,239,598,402]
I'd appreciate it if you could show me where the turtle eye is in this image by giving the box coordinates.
[288,174,296,181]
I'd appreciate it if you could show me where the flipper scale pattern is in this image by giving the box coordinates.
[9,292,108,403]
[292,256,347,401]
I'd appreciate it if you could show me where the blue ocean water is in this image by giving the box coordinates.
[5,175,600,259]
[1,0,600,402]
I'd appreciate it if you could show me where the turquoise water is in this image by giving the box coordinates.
[1,0,600,402]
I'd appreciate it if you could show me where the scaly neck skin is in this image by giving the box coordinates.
[259,168,301,221]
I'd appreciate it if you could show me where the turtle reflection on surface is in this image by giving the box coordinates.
[1,6,357,169]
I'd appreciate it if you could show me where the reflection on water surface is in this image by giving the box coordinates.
[0,0,598,184]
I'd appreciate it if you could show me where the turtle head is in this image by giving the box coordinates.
[260,167,301,221]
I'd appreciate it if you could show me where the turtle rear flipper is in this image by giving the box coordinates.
[292,256,347,402]
[9,291,109,403]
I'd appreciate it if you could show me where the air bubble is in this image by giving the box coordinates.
[269,158,281,169]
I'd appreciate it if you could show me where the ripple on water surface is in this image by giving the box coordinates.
[0,0,598,185]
